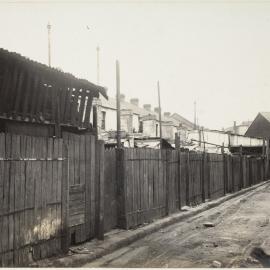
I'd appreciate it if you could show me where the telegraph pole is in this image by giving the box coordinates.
[157,81,162,148]
[97,46,100,84]
[116,60,121,148]
[47,22,51,67]
[194,101,197,130]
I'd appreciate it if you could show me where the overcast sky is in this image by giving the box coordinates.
[1,0,270,130]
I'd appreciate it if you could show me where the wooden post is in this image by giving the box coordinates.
[97,140,104,240]
[61,143,69,253]
[157,81,162,148]
[266,138,269,179]
[166,150,172,215]
[207,153,211,199]
[239,145,243,189]
[116,148,127,229]
[186,151,190,205]
[116,60,121,149]
[201,151,205,203]
[221,143,226,195]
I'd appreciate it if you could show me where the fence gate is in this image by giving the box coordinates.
[62,132,99,244]
[0,133,68,267]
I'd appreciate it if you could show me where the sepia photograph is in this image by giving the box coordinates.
[0,0,270,268]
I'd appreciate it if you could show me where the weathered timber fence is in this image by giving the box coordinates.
[62,132,104,244]
[109,148,268,230]
[0,134,267,266]
[0,133,69,267]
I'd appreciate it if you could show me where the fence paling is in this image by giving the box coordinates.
[0,133,67,267]
[111,148,268,230]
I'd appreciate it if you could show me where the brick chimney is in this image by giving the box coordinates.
[233,121,237,133]
[130,98,139,106]
[143,104,151,111]
[164,112,170,117]
[154,107,160,113]
[120,94,125,102]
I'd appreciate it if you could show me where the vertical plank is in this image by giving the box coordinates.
[0,134,4,265]
[97,140,104,240]
[90,135,96,237]
[116,148,127,229]
[61,142,69,253]
[7,134,14,265]
[85,135,91,239]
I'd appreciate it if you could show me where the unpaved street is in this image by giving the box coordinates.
[84,182,270,268]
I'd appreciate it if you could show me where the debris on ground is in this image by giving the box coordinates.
[212,260,222,268]
[181,206,190,211]
[69,247,91,254]
[259,218,269,227]
[203,222,215,227]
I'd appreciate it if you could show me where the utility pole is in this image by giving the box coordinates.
[116,60,121,148]
[47,22,51,67]
[96,46,100,84]
[194,101,197,130]
[157,81,162,148]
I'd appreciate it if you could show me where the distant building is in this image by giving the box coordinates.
[95,94,193,144]
[245,112,270,138]
[225,120,252,136]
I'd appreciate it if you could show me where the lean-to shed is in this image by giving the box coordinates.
[0,48,107,137]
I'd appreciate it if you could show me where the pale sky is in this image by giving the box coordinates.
[1,0,270,130]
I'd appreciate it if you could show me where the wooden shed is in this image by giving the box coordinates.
[0,48,107,137]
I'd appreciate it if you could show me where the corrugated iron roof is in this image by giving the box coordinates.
[0,48,108,98]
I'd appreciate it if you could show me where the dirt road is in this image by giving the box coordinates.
[83,182,270,268]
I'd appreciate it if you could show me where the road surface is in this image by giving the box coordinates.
[84,182,270,268]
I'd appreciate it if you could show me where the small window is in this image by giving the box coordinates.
[101,111,106,130]
[139,121,143,133]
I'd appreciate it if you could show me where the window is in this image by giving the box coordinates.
[101,111,106,130]
[139,121,143,133]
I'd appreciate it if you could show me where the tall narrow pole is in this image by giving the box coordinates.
[97,46,100,84]
[157,81,162,148]
[47,22,51,67]
[194,101,197,130]
[116,60,121,148]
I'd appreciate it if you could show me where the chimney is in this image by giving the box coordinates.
[164,112,170,117]
[154,107,160,113]
[120,94,125,102]
[143,104,151,111]
[233,121,237,133]
[130,98,139,106]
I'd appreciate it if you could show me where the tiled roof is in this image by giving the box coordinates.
[100,96,180,125]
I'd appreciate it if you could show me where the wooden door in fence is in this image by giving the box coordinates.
[62,132,97,244]
[0,133,68,266]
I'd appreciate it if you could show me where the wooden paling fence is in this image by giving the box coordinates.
[62,132,104,244]
[0,133,69,267]
[0,134,268,266]
[111,148,268,230]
